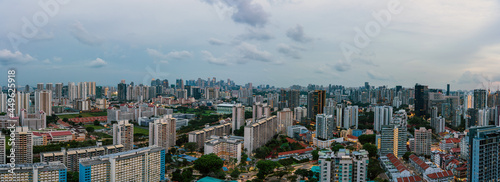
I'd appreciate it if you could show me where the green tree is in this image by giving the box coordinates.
[85,126,95,133]
[256,160,279,175]
[368,158,384,180]
[358,134,376,144]
[312,150,319,160]
[184,142,198,153]
[93,120,100,126]
[402,152,413,162]
[288,175,298,182]
[278,158,294,171]
[254,147,271,159]
[275,170,290,181]
[363,143,377,158]
[230,169,241,179]
[193,153,224,175]
[62,118,69,122]
[181,168,194,182]
[67,171,79,182]
[331,144,345,152]
[295,169,313,180]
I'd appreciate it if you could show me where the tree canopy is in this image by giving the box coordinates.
[193,153,224,175]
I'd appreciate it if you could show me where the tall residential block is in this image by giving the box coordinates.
[413,127,432,156]
[307,90,326,119]
[232,104,245,133]
[316,114,334,140]
[319,149,369,182]
[79,146,165,182]
[149,115,176,150]
[244,116,278,153]
[277,108,293,133]
[14,126,33,164]
[35,90,52,116]
[374,106,393,132]
[188,120,232,149]
[113,120,134,151]
[377,124,407,158]
[0,162,67,182]
[467,126,500,182]
[204,136,243,164]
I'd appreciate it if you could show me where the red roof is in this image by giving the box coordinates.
[347,135,358,139]
[50,131,73,137]
[57,120,71,127]
[451,148,461,153]
[396,176,422,182]
[445,138,460,143]
[409,154,430,170]
[427,170,453,179]
[68,116,107,123]
[285,138,308,148]
[386,153,408,173]
[278,148,313,156]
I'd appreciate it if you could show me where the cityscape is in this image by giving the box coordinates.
[1,1,500,182]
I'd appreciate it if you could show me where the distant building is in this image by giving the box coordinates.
[377,124,407,158]
[188,120,232,149]
[232,104,245,133]
[307,90,326,119]
[374,106,392,132]
[14,126,33,164]
[316,114,334,140]
[35,90,52,116]
[277,108,293,134]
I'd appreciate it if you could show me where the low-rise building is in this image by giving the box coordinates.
[424,170,454,182]
[204,136,243,164]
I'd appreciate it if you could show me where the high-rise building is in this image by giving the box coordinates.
[78,82,88,100]
[0,92,6,113]
[431,116,445,134]
[279,89,300,109]
[0,133,4,164]
[244,116,278,153]
[118,82,127,102]
[414,84,428,117]
[319,149,369,182]
[377,124,407,158]
[45,83,53,92]
[149,115,176,150]
[14,126,33,164]
[277,108,293,134]
[307,90,326,119]
[473,89,487,109]
[35,90,52,116]
[467,126,500,182]
[374,106,393,132]
[188,120,232,149]
[316,114,334,140]
[96,86,103,99]
[68,82,77,101]
[15,92,30,117]
[37,83,44,91]
[54,83,63,99]
[294,107,307,122]
[0,162,67,182]
[343,106,359,129]
[413,127,432,156]
[205,87,218,100]
[232,104,245,133]
[446,84,450,96]
[113,120,134,151]
[204,136,243,164]
[252,102,271,122]
[79,146,166,182]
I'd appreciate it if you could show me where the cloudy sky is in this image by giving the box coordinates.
[0,0,499,90]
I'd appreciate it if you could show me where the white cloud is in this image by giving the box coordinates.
[146,49,193,63]
[277,43,302,59]
[201,50,229,65]
[0,49,36,65]
[237,42,273,63]
[70,21,104,46]
[208,38,227,46]
[89,58,107,68]
[367,70,392,81]
[286,24,312,43]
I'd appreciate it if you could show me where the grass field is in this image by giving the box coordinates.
[58,111,107,119]
[134,126,149,135]
[84,125,107,130]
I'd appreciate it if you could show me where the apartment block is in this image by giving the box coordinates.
[0,162,67,182]
[79,146,165,182]
[149,115,176,150]
[244,116,278,153]
[319,149,369,182]
[113,120,134,151]
[188,119,232,149]
[204,136,243,164]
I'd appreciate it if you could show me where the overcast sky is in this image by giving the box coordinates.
[0,0,499,90]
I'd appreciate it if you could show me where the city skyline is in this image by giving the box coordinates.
[0,0,499,90]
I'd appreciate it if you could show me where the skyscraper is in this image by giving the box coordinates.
[0,133,5,164]
[467,126,500,182]
[377,124,407,158]
[14,126,33,164]
[55,83,63,99]
[68,82,77,101]
[277,108,293,134]
[319,149,369,182]
[413,127,432,156]
[374,106,393,132]
[149,115,176,150]
[414,84,428,117]
[316,114,334,140]
[113,120,134,151]
[474,89,487,109]
[118,82,127,102]
[0,92,6,113]
[232,104,245,133]
[343,106,359,129]
[35,90,52,116]
[307,90,326,119]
